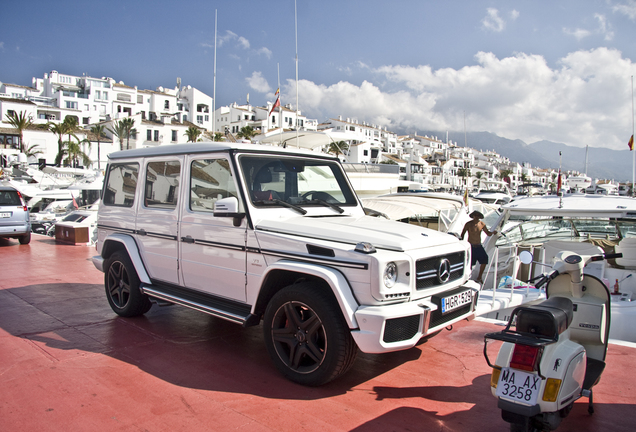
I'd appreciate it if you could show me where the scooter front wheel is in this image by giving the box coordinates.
[509,418,540,432]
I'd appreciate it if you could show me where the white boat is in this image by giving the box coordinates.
[479,193,636,342]
[361,192,499,235]
[473,180,513,206]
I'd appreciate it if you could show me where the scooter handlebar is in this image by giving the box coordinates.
[535,270,560,289]
[601,252,623,260]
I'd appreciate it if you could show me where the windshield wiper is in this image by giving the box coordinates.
[306,199,344,214]
[254,199,307,215]
[272,199,307,215]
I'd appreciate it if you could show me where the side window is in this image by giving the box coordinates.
[144,161,181,208]
[103,163,139,207]
[190,158,237,212]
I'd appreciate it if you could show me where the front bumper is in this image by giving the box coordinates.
[351,281,479,353]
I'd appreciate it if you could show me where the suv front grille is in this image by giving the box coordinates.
[383,315,421,343]
[416,251,465,290]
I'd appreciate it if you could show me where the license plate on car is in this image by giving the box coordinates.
[496,367,541,406]
[441,289,472,313]
[1,212,11,218]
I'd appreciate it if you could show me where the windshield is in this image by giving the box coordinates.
[497,216,636,246]
[239,155,358,209]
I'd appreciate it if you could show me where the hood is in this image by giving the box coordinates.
[255,215,460,251]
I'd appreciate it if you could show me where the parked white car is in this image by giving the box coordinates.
[92,142,479,385]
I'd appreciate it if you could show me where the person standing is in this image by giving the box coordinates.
[461,211,497,283]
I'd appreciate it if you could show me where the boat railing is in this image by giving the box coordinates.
[480,243,539,310]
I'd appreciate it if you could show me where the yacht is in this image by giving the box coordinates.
[479,193,636,342]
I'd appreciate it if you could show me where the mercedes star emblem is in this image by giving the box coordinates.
[437,258,451,283]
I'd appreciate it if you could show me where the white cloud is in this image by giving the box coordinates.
[563,27,592,40]
[237,36,250,49]
[256,47,272,59]
[510,10,520,21]
[482,8,505,32]
[289,48,636,150]
[594,14,614,41]
[612,0,636,20]
[246,71,271,93]
[0,42,4,51]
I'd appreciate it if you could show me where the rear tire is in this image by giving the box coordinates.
[19,232,31,245]
[263,282,357,386]
[104,251,151,317]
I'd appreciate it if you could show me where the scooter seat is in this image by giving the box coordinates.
[515,297,574,338]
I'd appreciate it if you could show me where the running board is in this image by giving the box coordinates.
[140,283,253,325]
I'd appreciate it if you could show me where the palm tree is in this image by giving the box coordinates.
[456,167,471,186]
[328,141,349,157]
[236,126,257,141]
[48,122,69,166]
[65,140,91,168]
[90,124,106,170]
[107,120,130,151]
[5,111,34,153]
[120,117,136,150]
[500,169,513,185]
[474,171,484,189]
[185,126,202,142]
[24,144,43,159]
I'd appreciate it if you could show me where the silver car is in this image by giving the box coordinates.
[0,185,31,244]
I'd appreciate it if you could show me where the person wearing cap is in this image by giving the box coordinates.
[461,210,497,284]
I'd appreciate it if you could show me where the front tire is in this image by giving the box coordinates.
[104,251,151,317]
[263,283,357,386]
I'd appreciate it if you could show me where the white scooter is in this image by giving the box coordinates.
[483,250,619,432]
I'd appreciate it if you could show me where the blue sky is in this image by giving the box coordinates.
[1,0,636,150]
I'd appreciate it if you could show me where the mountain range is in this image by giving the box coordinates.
[418,130,632,182]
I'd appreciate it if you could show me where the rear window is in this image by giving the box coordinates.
[103,163,140,207]
[0,190,21,206]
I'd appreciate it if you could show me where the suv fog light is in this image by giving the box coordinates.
[384,262,398,288]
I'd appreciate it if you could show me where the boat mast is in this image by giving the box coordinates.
[632,75,635,197]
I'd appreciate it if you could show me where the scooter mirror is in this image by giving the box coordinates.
[519,250,533,265]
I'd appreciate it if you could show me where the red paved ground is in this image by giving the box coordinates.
[0,235,634,432]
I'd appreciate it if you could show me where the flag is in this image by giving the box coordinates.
[275,88,280,96]
[269,96,280,116]
[629,135,634,151]
[72,195,79,209]
[463,188,469,208]
[557,172,562,194]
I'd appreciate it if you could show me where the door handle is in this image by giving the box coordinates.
[181,236,195,244]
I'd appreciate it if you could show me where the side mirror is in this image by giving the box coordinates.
[519,250,533,265]
[213,197,245,227]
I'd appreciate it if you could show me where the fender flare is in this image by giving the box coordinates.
[263,260,360,329]
[101,233,151,284]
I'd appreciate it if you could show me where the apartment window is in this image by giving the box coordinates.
[154,130,159,141]
[147,130,152,141]
[103,92,108,100]
[178,103,183,111]
[172,130,177,142]
[83,117,89,125]
[197,115,203,124]
[65,101,78,109]
[84,104,89,111]
[117,105,121,113]
[141,111,146,120]
[204,115,209,122]
[164,100,169,110]
[272,116,276,123]
[137,95,143,104]
[95,90,101,99]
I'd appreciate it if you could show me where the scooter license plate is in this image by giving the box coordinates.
[496,367,541,406]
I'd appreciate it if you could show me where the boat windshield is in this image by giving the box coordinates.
[239,155,358,210]
[497,216,636,246]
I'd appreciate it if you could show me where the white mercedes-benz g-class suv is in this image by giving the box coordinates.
[93,142,479,385]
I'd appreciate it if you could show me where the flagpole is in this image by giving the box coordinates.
[294,0,299,148]
[630,75,636,197]
[212,9,217,141]
[278,63,282,146]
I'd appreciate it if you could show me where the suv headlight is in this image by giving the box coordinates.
[383,262,398,288]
